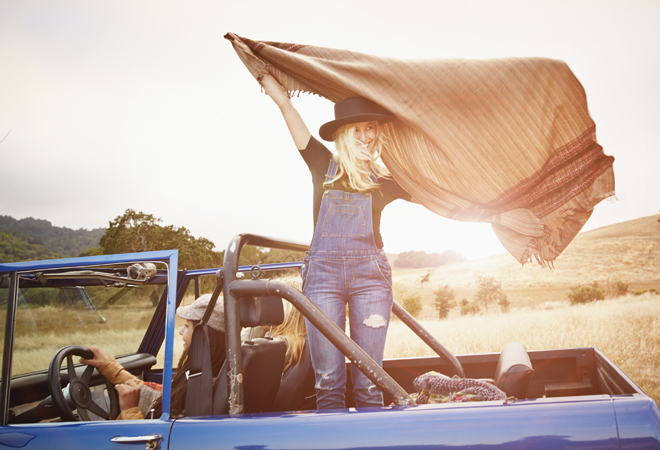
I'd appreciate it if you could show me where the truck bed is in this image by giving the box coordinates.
[378,347,644,405]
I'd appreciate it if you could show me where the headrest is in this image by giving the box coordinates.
[494,342,534,399]
[238,295,284,328]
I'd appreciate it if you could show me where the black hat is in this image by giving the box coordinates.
[319,97,394,142]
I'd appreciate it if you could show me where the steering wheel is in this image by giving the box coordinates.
[48,346,120,421]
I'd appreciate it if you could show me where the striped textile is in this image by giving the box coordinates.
[228,34,615,265]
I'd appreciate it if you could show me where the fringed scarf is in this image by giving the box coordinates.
[226,34,615,265]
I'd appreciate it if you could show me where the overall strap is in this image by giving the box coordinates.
[323,160,339,191]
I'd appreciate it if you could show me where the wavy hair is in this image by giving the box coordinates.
[331,122,390,192]
[271,276,307,372]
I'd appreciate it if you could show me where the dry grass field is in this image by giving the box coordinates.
[8,305,154,375]
[391,216,660,312]
[387,215,660,405]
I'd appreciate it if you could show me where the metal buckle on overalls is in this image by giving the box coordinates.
[323,181,334,194]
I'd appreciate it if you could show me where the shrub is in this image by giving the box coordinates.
[606,279,629,298]
[633,288,659,296]
[401,293,423,318]
[434,285,456,320]
[568,282,605,305]
[460,301,480,316]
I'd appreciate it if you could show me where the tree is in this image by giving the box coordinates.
[0,215,105,257]
[473,275,509,313]
[0,229,60,263]
[419,269,433,288]
[79,247,103,257]
[258,248,306,278]
[99,209,224,271]
[434,285,456,319]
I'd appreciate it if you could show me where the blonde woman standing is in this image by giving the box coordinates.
[229,34,412,410]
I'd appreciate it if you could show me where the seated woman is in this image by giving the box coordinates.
[81,293,225,419]
[271,277,307,373]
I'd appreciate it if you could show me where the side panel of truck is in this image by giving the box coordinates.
[614,396,660,450]
[170,397,621,450]
[0,420,173,450]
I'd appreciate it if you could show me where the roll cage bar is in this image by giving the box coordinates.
[216,233,464,415]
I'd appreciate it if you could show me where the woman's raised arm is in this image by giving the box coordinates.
[228,33,311,150]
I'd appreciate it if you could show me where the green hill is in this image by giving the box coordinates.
[0,229,61,263]
[0,216,105,260]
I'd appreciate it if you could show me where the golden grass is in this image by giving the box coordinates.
[3,292,197,375]
[390,216,660,311]
[5,305,156,375]
[11,328,145,375]
[385,293,660,405]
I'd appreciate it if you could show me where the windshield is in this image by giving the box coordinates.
[1,262,167,377]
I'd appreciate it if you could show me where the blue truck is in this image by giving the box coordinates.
[1,233,658,449]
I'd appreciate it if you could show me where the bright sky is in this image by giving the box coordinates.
[1,0,658,261]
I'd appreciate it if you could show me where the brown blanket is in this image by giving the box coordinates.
[227,34,615,265]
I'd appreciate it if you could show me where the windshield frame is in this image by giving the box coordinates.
[0,249,179,423]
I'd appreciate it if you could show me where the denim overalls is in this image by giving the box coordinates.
[301,160,394,410]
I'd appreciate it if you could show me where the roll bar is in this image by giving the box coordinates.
[221,233,463,414]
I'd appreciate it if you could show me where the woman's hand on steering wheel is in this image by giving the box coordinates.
[79,346,109,369]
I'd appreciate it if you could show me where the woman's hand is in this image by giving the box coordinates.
[227,32,311,149]
[116,379,141,411]
[260,74,292,108]
[79,346,109,368]
[227,32,255,57]
[227,33,289,105]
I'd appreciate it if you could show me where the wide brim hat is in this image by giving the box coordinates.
[176,293,225,333]
[319,97,395,142]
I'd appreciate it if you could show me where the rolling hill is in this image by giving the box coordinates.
[0,216,105,260]
[391,215,660,312]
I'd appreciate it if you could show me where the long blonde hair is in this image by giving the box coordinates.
[331,122,390,192]
[271,276,307,372]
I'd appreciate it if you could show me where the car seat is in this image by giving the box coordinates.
[212,295,286,414]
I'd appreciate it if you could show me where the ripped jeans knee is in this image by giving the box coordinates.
[363,313,387,328]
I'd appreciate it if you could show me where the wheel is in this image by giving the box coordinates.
[48,346,120,421]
